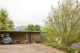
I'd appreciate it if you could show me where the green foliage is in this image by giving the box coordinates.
[42,26,59,42]
[42,43,80,53]
[43,0,80,46]
[24,24,41,31]
[8,20,14,30]
[0,9,14,30]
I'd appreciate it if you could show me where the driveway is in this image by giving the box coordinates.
[0,44,66,53]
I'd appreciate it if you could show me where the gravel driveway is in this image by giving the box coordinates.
[0,44,66,53]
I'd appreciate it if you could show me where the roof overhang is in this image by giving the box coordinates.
[0,30,46,33]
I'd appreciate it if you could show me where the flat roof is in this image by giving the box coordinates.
[0,30,46,33]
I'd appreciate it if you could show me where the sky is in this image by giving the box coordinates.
[0,0,58,27]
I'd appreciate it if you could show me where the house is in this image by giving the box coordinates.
[0,30,46,44]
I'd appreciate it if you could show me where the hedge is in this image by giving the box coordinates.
[42,43,80,53]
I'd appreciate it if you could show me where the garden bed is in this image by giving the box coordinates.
[42,43,80,53]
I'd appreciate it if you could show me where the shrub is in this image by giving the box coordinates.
[42,43,80,53]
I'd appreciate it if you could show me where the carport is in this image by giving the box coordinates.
[0,30,45,44]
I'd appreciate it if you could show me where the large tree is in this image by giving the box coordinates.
[0,9,14,30]
[44,0,80,46]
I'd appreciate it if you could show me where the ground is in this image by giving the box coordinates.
[0,44,66,53]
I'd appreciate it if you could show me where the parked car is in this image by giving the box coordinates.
[1,37,13,44]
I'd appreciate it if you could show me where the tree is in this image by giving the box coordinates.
[44,0,80,46]
[24,24,41,31]
[0,9,14,30]
[34,25,41,31]
[8,20,14,30]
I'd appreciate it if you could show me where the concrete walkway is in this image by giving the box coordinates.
[0,44,66,53]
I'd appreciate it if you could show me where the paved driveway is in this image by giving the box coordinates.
[0,44,66,53]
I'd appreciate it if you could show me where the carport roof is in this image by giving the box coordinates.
[0,30,46,33]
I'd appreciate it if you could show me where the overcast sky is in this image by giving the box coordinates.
[0,0,58,27]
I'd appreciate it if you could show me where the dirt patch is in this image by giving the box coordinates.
[0,44,66,53]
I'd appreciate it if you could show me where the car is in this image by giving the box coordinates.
[1,37,13,44]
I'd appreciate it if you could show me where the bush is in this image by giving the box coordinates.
[42,43,80,53]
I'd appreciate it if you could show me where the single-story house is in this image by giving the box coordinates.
[0,30,46,44]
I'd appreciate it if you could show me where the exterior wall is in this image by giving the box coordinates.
[31,33,41,43]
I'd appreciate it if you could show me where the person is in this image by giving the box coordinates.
[25,35,29,44]
[56,36,61,44]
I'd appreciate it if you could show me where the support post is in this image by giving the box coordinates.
[29,33,31,44]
